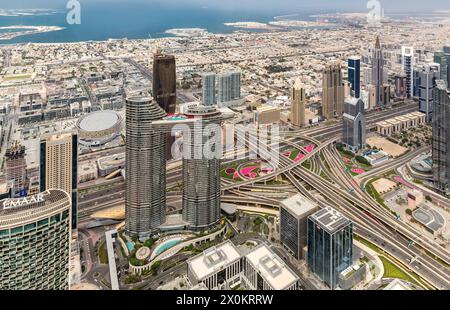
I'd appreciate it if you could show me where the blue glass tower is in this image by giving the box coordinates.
[348,56,361,98]
[307,207,353,289]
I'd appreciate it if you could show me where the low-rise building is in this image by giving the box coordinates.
[376,112,426,136]
[186,240,242,290]
[243,244,299,290]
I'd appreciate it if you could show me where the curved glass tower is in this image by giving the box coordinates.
[125,97,167,238]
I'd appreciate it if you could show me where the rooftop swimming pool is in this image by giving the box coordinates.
[152,237,184,259]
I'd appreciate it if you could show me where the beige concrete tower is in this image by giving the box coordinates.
[322,62,344,119]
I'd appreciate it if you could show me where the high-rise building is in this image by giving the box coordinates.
[418,63,440,122]
[182,105,224,230]
[444,46,450,88]
[322,62,344,119]
[342,97,366,153]
[402,46,414,98]
[153,48,177,159]
[280,194,319,260]
[307,207,353,289]
[432,80,450,194]
[394,74,407,100]
[434,50,448,84]
[5,142,27,198]
[229,71,241,100]
[202,73,216,106]
[40,132,78,229]
[0,189,71,289]
[371,36,385,107]
[217,71,242,108]
[348,56,361,98]
[290,79,306,127]
[153,48,176,114]
[125,97,167,238]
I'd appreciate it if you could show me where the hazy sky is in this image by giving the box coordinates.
[1,0,450,12]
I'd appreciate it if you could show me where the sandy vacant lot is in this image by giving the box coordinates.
[373,178,397,194]
[367,136,408,157]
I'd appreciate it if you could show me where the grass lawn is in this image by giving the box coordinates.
[365,180,393,213]
[98,241,108,264]
[302,160,311,170]
[379,256,419,285]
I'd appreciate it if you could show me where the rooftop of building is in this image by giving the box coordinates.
[383,279,412,290]
[245,243,299,290]
[0,189,70,228]
[187,240,241,281]
[309,206,351,234]
[281,194,318,218]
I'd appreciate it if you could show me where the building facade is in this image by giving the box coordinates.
[307,207,353,289]
[5,142,27,198]
[348,56,361,98]
[402,46,414,98]
[394,74,407,100]
[182,106,223,230]
[153,49,176,114]
[322,62,344,119]
[125,97,167,238]
[202,73,216,106]
[280,194,319,260]
[418,63,440,122]
[0,189,71,289]
[432,80,450,194]
[290,79,306,127]
[372,36,385,107]
[342,97,366,153]
[434,50,448,85]
[40,132,78,229]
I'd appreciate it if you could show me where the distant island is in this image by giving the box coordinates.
[0,26,65,40]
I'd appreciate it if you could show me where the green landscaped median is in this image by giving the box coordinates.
[379,256,419,285]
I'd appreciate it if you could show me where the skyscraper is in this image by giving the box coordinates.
[229,71,241,100]
[182,105,225,230]
[307,207,353,289]
[402,46,414,98]
[217,73,232,105]
[153,48,176,114]
[348,56,361,98]
[290,79,306,127]
[0,189,71,289]
[217,71,242,107]
[40,132,78,229]
[153,48,177,159]
[342,97,366,153]
[202,73,216,106]
[434,50,448,84]
[432,80,450,194]
[418,63,440,122]
[444,46,450,88]
[125,97,167,238]
[394,74,407,100]
[280,194,319,260]
[5,142,27,198]
[371,36,385,107]
[322,62,344,119]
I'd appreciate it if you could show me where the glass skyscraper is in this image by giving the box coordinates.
[432,80,450,194]
[307,207,353,289]
[348,56,361,98]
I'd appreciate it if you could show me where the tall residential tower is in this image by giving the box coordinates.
[125,97,167,238]
[322,62,344,119]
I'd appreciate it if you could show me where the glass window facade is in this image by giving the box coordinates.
[307,217,353,289]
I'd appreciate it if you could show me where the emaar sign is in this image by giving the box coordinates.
[2,192,50,210]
